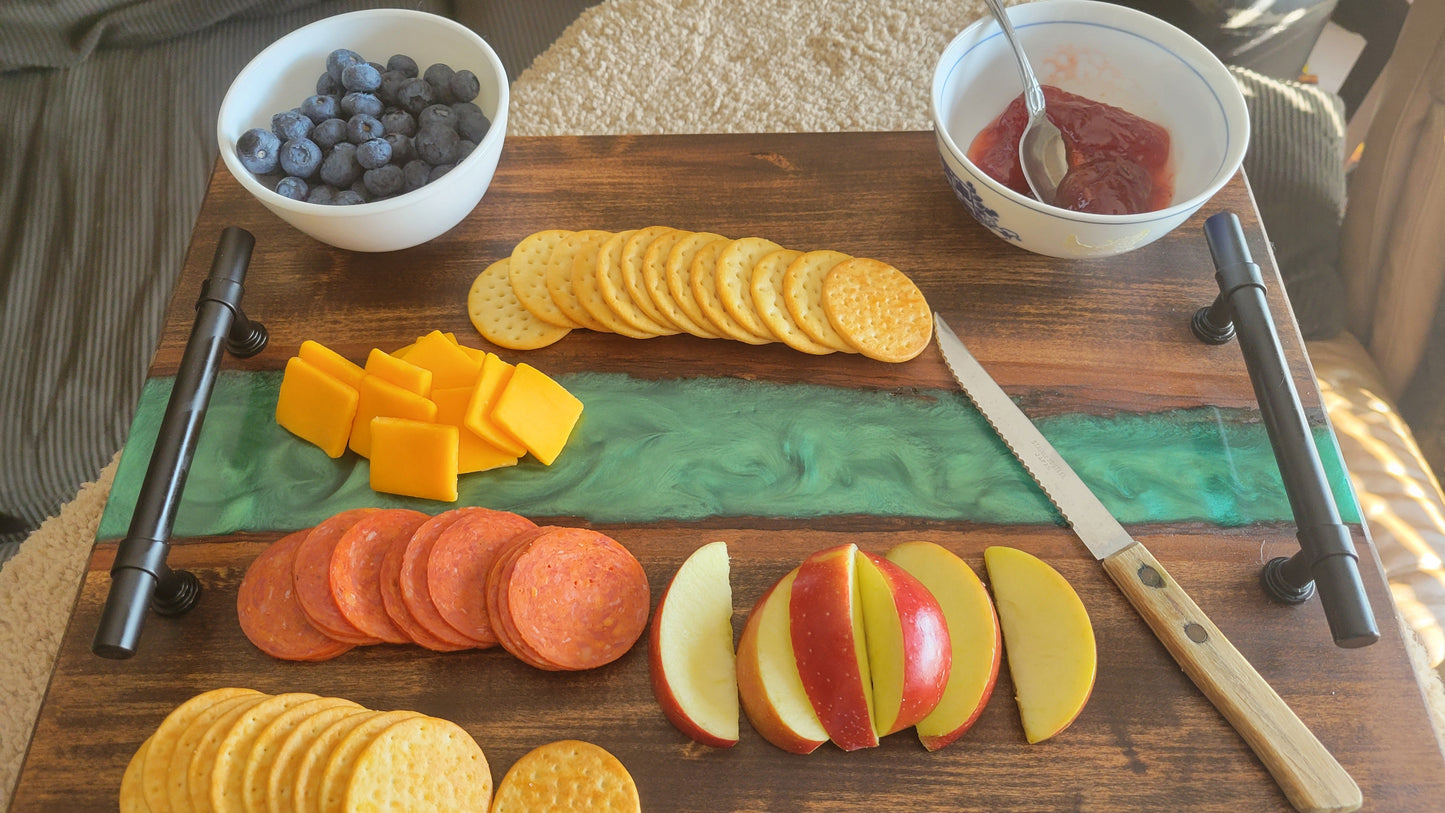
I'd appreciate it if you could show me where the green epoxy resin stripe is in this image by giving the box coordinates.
[97,370,1360,539]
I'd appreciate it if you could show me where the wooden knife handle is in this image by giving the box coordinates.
[1100,542,1362,813]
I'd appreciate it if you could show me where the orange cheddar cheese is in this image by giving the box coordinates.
[349,375,439,458]
[431,385,520,474]
[405,331,484,390]
[365,348,433,397]
[275,356,359,458]
[297,340,365,389]
[369,417,459,501]
[491,363,584,466]
[462,354,528,457]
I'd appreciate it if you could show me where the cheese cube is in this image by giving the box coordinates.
[297,340,365,388]
[431,386,519,473]
[405,330,484,389]
[369,417,459,502]
[275,356,359,458]
[491,363,584,466]
[462,354,528,457]
[348,374,438,458]
[365,348,432,397]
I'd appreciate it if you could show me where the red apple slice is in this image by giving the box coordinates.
[736,568,829,754]
[789,544,878,751]
[886,541,1001,750]
[649,540,739,748]
[856,550,951,738]
[984,546,1097,744]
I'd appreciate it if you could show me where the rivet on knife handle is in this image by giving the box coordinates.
[933,314,1360,813]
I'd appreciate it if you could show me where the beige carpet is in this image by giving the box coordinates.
[4,0,1444,806]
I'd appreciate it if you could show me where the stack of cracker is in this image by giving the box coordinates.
[468,227,933,363]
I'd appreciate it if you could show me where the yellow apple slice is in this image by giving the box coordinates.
[649,540,738,748]
[789,544,878,751]
[736,568,829,754]
[984,546,1097,743]
[886,541,1001,750]
[856,550,951,738]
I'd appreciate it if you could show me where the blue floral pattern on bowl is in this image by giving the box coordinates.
[942,162,1021,242]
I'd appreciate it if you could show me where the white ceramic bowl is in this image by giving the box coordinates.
[931,0,1248,258]
[217,9,508,252]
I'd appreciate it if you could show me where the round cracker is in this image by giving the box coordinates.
[120,736,152,813]
[291,710,384,813]
[641,229,719,338]
[575,231,654,339]
[143,688,262,813]
[468,258,571,350]
[691,240,773,345]
[821,257,933,362]
[546,230,614,332]
[266,705,370,813]
[716,236,784,339]
[665,232,729,337]
[342,716,493,812]
[182,694,270,812]
[619,226,682,330]
[782,250,858,353]
[242,696,360,813]
[490,739,639,813]
[510,230,579,328]
[318,710,424,813]
[751,248,836,355]
[208,692,321,813]
[597,229,676,335]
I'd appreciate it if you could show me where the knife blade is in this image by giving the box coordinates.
[934,314,1360,813]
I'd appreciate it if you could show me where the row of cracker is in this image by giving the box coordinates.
[119,687,641,813]
[468,227,934,363]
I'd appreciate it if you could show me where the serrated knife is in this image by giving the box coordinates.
[934,314,1360,813]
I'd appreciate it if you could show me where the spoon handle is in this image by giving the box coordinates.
[982,0,1045,117]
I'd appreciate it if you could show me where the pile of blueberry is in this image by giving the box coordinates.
[235,48,491,205]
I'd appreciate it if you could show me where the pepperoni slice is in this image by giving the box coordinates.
[504,527,651,670]
[486,528,564,670]
[237,530,352,662]
[399,508,490,649]
[427,508,537,645]
[293,508,382,646]
[330,509,430,644]
[380,518,471,652]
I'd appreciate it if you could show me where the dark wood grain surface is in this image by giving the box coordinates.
[12,132,1444,812]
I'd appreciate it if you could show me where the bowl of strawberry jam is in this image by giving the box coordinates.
[931,0,1248,259]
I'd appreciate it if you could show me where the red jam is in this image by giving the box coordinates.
[966,85,1173,215]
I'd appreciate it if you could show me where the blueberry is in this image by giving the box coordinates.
[368,61,385,75]
[457,110,491,143]
[396,77,435,115]
[236,128,280,174]
[456,139,476,160]
[428,163,455,182]
[279,138,322,178]
[418,104,458,132]
[377,70,408,107]
[341,62,382,93]
[346,114,384,144]
[384,132,415,165]
[403,159,431,192]
[333,189,366,206]
[275,176,309,200]
[271,110,313,143]
[380,110,416,138]
[451,102,483,118]
[306,184,337,204]
[326,49,365,83]
[387,53,419,78]
[319,142,361,188]
[414,124,459,165]
[299,94,339,124]
[449,70,480,103]
[355,138,392,169]
[340,92,383,118]
[312,117,348,150]
[316,71,343,97]
[363,164,405,197]
[423,63,456,102]
[348,179,372,202]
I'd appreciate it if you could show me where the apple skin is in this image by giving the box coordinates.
[857,551,951,737]
[649,540,738,748]
[789,544,878,751]
[886,541,1001,751]
[735,569,828,754]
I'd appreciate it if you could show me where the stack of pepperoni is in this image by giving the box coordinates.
[237,507,651,670]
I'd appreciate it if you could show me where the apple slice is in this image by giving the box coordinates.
[983,546,1097,744]
[789,544,878,751]
[886,541,1001,750]
[648,540,739,748]
[855,551,951,738]
[736,568,829,754]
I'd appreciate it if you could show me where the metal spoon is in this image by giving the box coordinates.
[983,0,1068,205]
